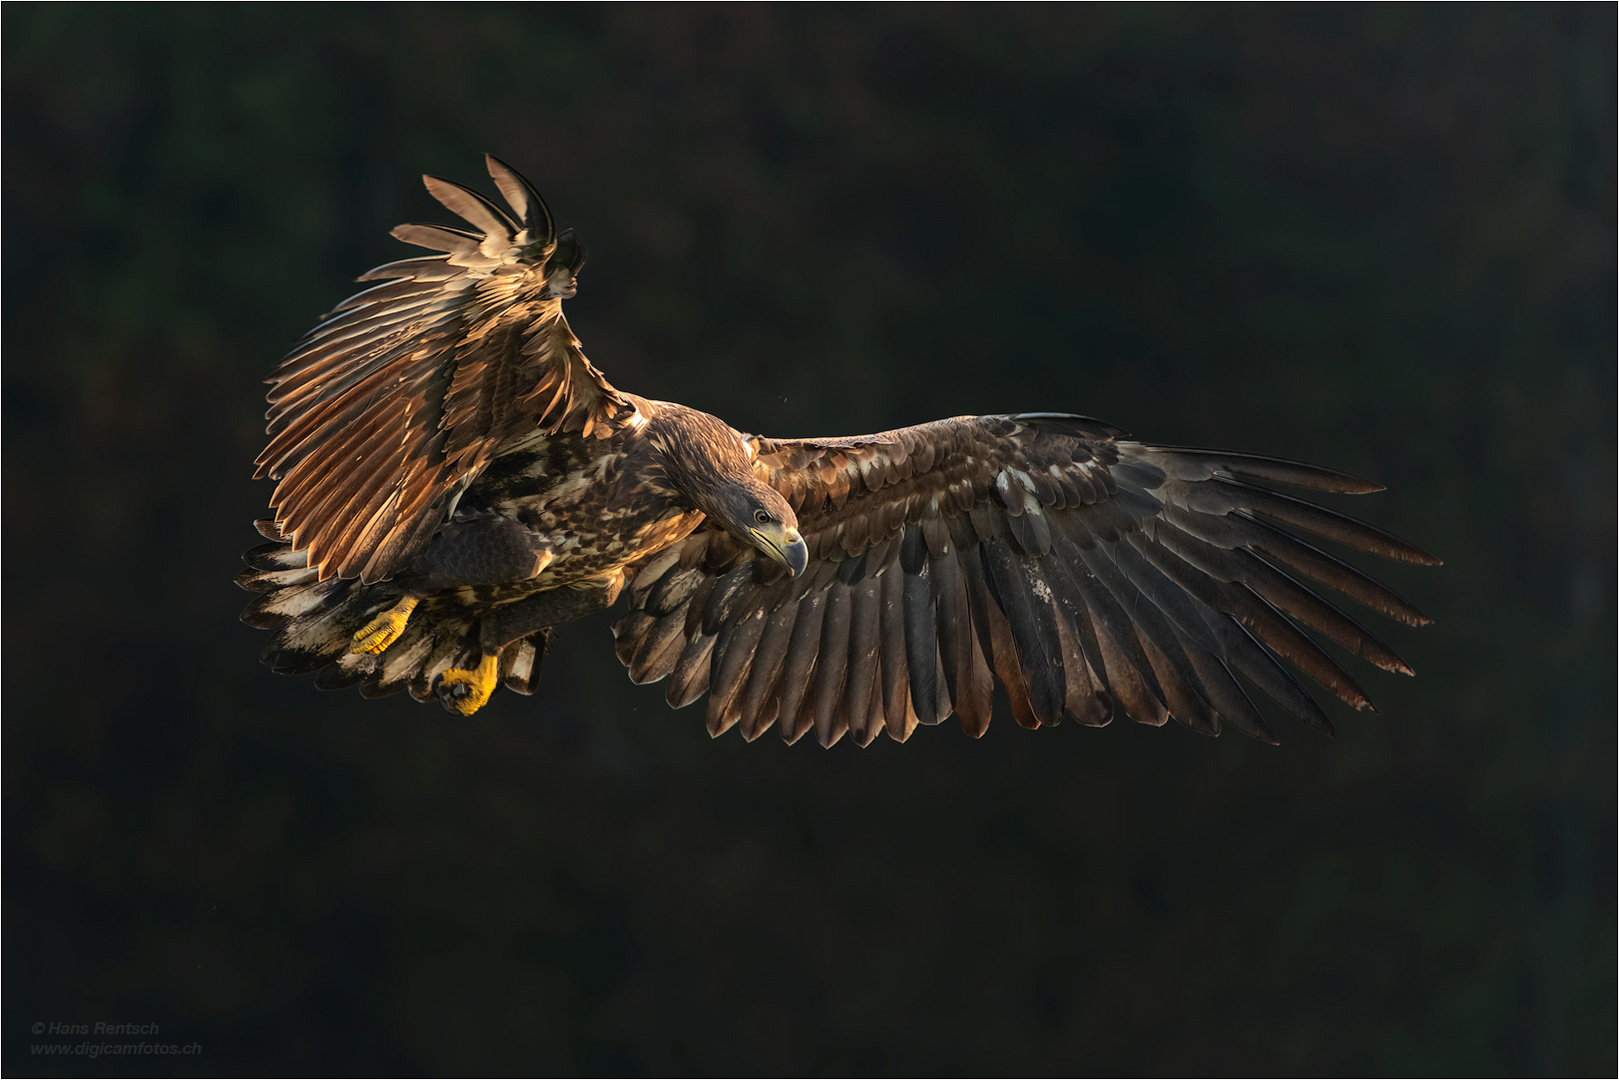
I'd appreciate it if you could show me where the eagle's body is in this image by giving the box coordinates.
[240,156,1437,745]
[443,399,716,597]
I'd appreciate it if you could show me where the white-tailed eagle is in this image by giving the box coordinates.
[239,155,1437,746]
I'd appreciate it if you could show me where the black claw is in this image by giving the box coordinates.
[432,674,468,714]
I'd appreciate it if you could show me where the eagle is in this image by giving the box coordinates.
[239,155,1437,747]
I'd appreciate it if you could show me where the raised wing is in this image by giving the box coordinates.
[612,414,1439,748]
[255,155,633,583]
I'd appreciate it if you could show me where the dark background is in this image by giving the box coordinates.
[5,6,1614,1075]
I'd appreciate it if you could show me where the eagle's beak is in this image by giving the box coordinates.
[751,525,808,577]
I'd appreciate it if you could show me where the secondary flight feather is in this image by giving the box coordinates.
[240,155,1437,745]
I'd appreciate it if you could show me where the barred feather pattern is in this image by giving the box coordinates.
[612,413,1439,748]
[254,154,634,584]
[238,520,545,700]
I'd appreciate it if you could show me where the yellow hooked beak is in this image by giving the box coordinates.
[750,524,808,577]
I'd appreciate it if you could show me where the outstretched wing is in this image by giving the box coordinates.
[255,155,633,583]
[613,414,1438,748]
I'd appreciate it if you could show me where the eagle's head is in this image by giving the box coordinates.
[711,481,808,578]
[651,406,809,577]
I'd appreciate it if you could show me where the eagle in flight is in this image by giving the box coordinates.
[240,155,1437,747]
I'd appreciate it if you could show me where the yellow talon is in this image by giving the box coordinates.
[350,596,419,655]
[437,653,500,716]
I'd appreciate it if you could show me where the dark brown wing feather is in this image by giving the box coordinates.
[612,413,1438,748]
[255,155,632,582]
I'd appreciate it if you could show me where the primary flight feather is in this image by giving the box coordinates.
[240,155,1438,744]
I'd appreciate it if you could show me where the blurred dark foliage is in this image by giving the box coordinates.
[4,6,1613,1075]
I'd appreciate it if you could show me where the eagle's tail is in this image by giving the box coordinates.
[237,520,546,703]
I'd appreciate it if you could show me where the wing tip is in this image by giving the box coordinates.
[1322,470,1385,495]
[484,152,516,181]
[482,152,555,243]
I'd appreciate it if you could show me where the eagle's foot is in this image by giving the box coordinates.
[351,596,419,655]
[435,652,499,716]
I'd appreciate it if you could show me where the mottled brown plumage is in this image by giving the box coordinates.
[241,156,1437,740]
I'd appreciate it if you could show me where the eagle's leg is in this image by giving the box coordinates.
[351,517,555,657]
[435,653,501,716]
[435,572,626,717]
[351,595,419,655]
[412,516,557,593]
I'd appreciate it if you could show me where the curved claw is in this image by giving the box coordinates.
[435,653,500,716]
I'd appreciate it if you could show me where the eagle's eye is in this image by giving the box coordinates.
[753,509,771,525]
